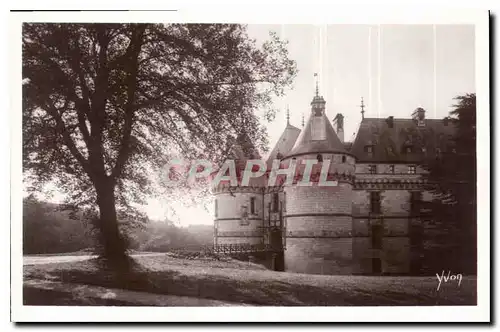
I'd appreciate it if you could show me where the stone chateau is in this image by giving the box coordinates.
[211,88,455,276]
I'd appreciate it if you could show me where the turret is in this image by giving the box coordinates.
[279,87,356,275]
[211,133,264,247]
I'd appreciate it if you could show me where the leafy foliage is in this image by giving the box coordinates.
[23,198,213,254]
[22,23,296,262]
[23,196,96,254]
[131,221,213,252]
[419,93,477,274]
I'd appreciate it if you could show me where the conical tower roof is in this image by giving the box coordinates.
[285,94,347,157]
[266,122,301,168]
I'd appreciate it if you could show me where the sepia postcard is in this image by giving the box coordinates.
[10,6,490,323]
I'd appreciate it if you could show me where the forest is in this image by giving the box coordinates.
[23,196,213,255]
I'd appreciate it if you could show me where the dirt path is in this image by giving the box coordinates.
[23,252,168,265]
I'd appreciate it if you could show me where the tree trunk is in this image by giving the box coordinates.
[95,180,129,270]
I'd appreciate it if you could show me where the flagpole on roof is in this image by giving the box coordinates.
[314,72,319,96]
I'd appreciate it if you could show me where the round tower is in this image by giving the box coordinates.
[211,134,265,247]
[281,92,356,275]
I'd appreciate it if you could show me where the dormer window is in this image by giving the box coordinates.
[386,116,394,128]
[406,146,412,154]
[365,145,374,154]
[314,107,322,116]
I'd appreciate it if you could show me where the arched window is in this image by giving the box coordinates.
[342,155,346,163]
[316,154,323,162]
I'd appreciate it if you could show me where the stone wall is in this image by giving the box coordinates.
[352,188,413,274]
[211,160,435,275]
[283,183,354,275]
[285,238,353,275]
[215,191,263,220]
[216,236,263,245]
[214,190,264,246]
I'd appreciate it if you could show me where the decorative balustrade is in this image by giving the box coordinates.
[167,243,282,256]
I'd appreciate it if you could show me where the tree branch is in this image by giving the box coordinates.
[44,101,93,179]
[111,26,146,183]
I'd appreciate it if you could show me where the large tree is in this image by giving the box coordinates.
[420,93,476,274]
[22,23,296,268]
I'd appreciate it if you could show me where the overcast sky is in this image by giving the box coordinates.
[248,24,475,151]
[146,24,475,225]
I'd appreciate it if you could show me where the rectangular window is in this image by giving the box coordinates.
[365,145,373,153]
[240,205,249,226]
[410,191,422,215]
[388,165,395,174]
[369,165,377,174]
[214,199,218,218]
[408,165,417,174]
[371,224,383,249]
[370,192,381,214]
[250,197,256,214]
[272,193,279,213]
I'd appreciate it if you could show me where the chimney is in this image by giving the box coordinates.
[443,117,449,126]
[334,113,344,142]
[412,107,426,127]
[412,107,426,121]
[386,116,394,128]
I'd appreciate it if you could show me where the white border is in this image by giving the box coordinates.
[9,7,490,323]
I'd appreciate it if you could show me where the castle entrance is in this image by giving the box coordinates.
[269,229,284,271]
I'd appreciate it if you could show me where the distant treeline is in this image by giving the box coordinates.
[23,197,213,255]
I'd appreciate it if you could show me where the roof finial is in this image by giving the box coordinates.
[301,113,305,128]
[360,97,365,119]
[314,73,319,96]
[286,105,290,125]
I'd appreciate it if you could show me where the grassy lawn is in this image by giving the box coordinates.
[24,253,476,306]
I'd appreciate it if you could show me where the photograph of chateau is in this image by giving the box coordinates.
[213,88,467,276]
[11,10,489,323]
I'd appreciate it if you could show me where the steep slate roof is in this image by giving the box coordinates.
[285,111,348,157]
[266,123,301,167]
[350,117,456,163]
